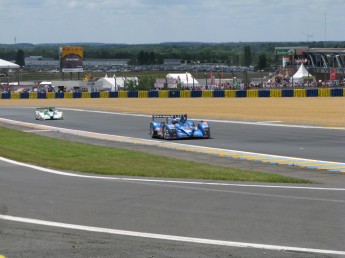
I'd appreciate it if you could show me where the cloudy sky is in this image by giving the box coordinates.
[1,0,344,44]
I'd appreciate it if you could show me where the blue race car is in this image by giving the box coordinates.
[149,114,210,140]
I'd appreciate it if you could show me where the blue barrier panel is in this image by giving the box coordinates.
[55,92,64,99]
[235,90,247,98]
[20,92,29,99]
[282,89,294,97]
[169,90,180,98]
[148,90,159,98]
[73,92,82,98]
[91,92,100,98]
[37,92,46,99]
[2,92,11,99]
[331,88,343,97]
[258,90,270,97]
[128,91,138,98]
[213,90,225,97]
[109,91,118,98]
[191,90,202,97]
[306,89,318,97]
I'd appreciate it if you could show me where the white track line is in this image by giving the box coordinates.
[1,156,345,191]
[1,214,344,256]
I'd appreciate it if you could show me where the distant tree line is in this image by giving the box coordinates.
[1,41,344,70]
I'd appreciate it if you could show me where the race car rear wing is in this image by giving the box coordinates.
[152,114,187,122]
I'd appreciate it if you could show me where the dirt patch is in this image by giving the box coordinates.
[1,97,345,126]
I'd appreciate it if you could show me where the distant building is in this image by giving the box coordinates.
[164,59,182,65]
[275,47,345,81]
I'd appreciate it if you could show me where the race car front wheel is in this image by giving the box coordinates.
[149,124,155,138]
[163,126,168,140]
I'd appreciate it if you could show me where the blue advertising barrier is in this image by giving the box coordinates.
[20,92,29,99]
[55,92,64,98]
[109,91,118,98]
[148,90,159,98]
[331,88,343,97]
[191,90,202,97]
[258,90,270,97]
[73,92,82,98]
[128,91,138,98]
[169,90,180,98]
[282,89,294,97]
[306,89,318,97]
[213,90,225,97]
[91,92,100,98]
[236,90,247,98]
[1,92,11,99]
[37,92,46,99]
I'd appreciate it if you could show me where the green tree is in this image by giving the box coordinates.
[257,53,267,69]
[15,49,25,67]
[243,45,252,66]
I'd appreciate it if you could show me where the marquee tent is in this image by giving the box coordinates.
[0,59,20,69]
[166,72,200,88]
[97,74,116,90]
[292,63,313,82]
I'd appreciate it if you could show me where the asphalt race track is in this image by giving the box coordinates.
[1,107,345,257]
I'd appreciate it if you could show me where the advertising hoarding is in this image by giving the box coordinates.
[59,46,83,72]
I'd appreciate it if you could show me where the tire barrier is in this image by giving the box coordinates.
[47,92,55,99]
[306,89,318,97]
[20,92,29,99]
[148,90,159,98]
[331,88,343,97]
[247,90,258,98]
[109,91,118,98]
[37,92,46,99]
[202,90,213,98]
[2,89,344,100]
[91,92,100,98]
[55,92,64,99]
[270,89,282,97]
[213,90,225,98]
[294,89,306,97]
[118,91,128,98]
[236,90,247,98]
[158,90,169,98]
[282,89,294,97]
[10,93,20,99]
[191,90,202,97]
[258,90,270,97]
[169,90,180,98]
[29,92,37,99]
[128,91,138,98]
[82,92,90,98]
[73,92,81,98]
[318,88,330,97]
[138,91,148,98]
[180,90,191,98]
[225,90,236,98]
[100,92,109,98]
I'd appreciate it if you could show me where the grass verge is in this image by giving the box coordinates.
[0,127,309,183]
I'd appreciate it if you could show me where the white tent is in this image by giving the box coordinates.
[292,63,313,82]
[0,59,20,69]
[166,72,200,89]
[96,74,117,91]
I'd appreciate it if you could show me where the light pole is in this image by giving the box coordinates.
[204,73,208,89]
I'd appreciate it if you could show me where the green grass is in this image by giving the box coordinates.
[0,127,310,183]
